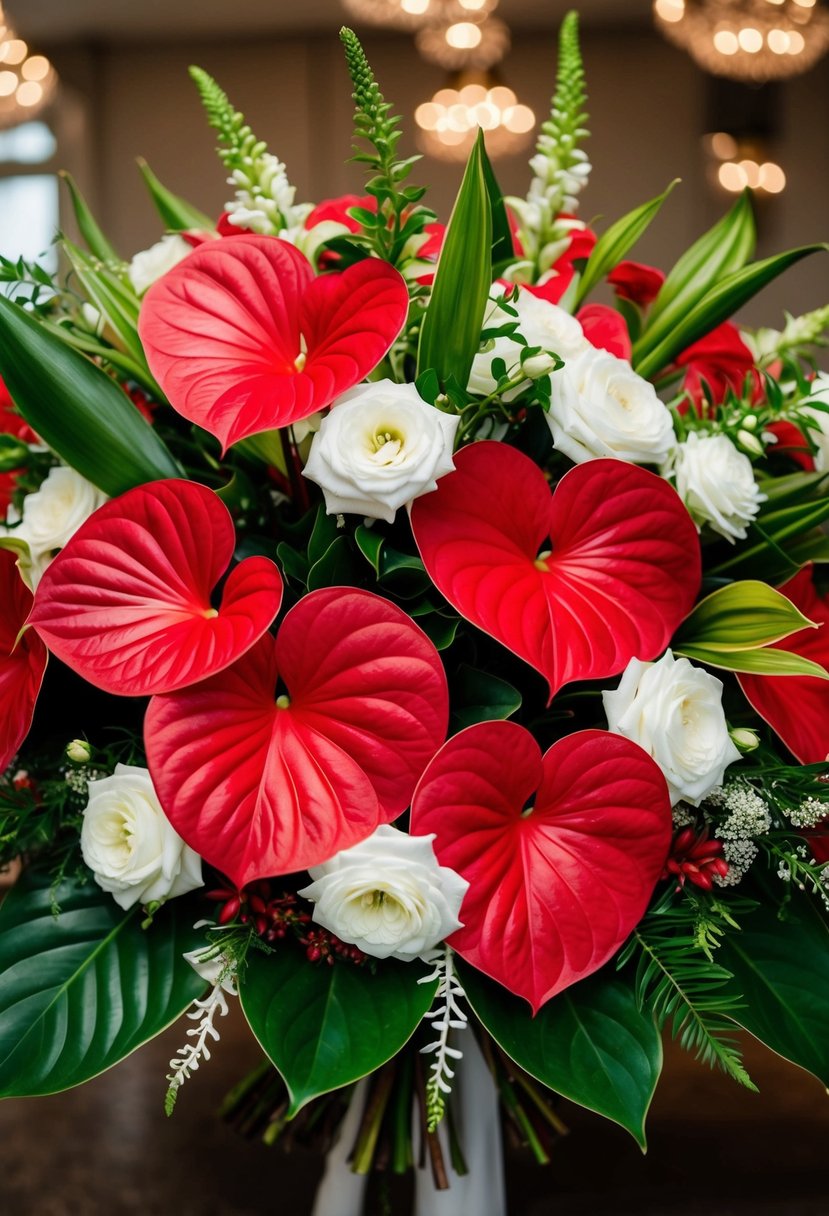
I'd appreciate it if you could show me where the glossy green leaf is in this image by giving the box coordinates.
[675,581,817,652]
[0,294,183,495]
[306,535,358,591]
[635,190,756,360]
[459,962,662,1148]
[418,610,460,651]
[711,496,829,579]
[574,180,678,307]
[718,890,829,1085]
[137,158,215,232]
[635,244,828,379]
[0,870,206,1097]
[355,523,385,574]
[479,142,513,268]
[60,172,121,264]
[239,948,438,1116]
[451,664,522,731]
[417,129,492,389]
[674,641,829,678]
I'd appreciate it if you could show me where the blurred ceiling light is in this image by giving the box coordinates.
[341,0,498,29]
[415,71,534,160]
[0,3,56,129]
[653,0,829,79]
[416,15,509,68]
[705,129,787,194]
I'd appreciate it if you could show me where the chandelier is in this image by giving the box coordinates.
[415,73,535,161]
[416,15,510,68]
[340,0,498,29]
[653,0,829,80]
[0,2,57,129]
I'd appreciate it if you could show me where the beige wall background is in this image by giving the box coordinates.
[47,24,829,326]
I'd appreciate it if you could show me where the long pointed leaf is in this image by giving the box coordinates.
[574,180,678,307]
[137,158,214,232]
[60,171,121,264]
[479,142,514,268]
[675,580,817,652]
[674,641,829,678]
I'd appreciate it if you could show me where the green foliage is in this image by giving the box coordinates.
[136,159,214,232]
[450,665,522,732]
[674,641,828,679]
[60,172,121,264]
[574,180,678,307]
[189,65,265,177]
[675,580,816,652]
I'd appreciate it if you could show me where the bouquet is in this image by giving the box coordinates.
[1,12,828,1212]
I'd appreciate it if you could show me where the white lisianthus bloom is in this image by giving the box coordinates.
[797,371,829,471]
[298,825,468,962]
[670,431,766,542]
[303,380,459,523]
[6,465,107,586]
[467,291,588,398]
[81,764,203,911]
[128,234,192,295]
[547,346,675,466]
[603,651,742,806]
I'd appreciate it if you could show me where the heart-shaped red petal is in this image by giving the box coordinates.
[138,235,410,451]
[738,565,829,763]
[0,550,47,770]
[28,479,282,696]
[411,721,672,1011]
[144,587,449,886]
[410,441,700,701]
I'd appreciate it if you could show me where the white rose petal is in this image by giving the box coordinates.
[6,465,107,586]
[603,650,742,806]
[798,371,829,471]
[302,380,459,523]
[547,345,675,466]
[468,291,587,398]
[670,431,765,542]
[298,824,469,962]
[81,763,203,910]
[128,234,192,295]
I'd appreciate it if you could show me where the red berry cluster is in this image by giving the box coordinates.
[662,826,729,891]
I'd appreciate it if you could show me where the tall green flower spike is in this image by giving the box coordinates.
[506,10,591,280]
[189,65,310,237]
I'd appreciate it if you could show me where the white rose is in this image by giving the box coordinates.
[603,650,742,806]
[547,346,675,466]
[128,234,192,295]
[670,431,765,542]
[798,372,829,471]
[297,824,468,962]
[8,465,107,586]
[467,290,588,398]
[302,380,459,523]
[81,763,203,910]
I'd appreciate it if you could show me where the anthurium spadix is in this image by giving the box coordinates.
[144,588,449,886]
[409,441,701,701]
[0,550,47,771]
[410,721,672,1012]
[138,235,410,451]
[28,479,283,696]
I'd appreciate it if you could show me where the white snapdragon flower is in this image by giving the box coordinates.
[670,431,765,542]
[128,234,192,295]
[303,380,459,523]
[81,764,203,910]
[5,465,107,586]
[547,346,675,466]
[298,825,468,962]
[603,651,741,806]
[797,372,829,471]
[467,291,587,398]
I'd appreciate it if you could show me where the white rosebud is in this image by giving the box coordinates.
[467,291,587,398]
[128,234,192,295]
[6,465,107,586]
[547,346,675,466]
[80,763,203,910]
[603,650,742,806]
[670,431,766,542]
[798,372,829,472]
[303,380,459,523]
[522,352,559,379]
[66,739,92,764]
[730,727,760,753]
[297,824,469,962]
[736,428,764,457]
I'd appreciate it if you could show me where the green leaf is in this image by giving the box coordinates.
[239,948,438,1116]
[417,129,492,389]
[711,497,829,579]
[137,158,214,232]
[308,505,342,565]
[634,244,828,379]
[450,664,522,731]
[718,890,829,1086]
[0,295,184,496]
[60,172,121,264]
[417,611,459,651]
[636,190,756,359]
[574,180,678,308]
[460,963,661,1148]
[479,142,513,268]
[0,870,206,1097]
[354,523,385,574]
[673,641,829,679]
[306,535,358,591]
[675,581,817,652]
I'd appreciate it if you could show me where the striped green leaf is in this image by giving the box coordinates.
[574,180,678,307]
[137,158,214,232]
[675,580,816,652]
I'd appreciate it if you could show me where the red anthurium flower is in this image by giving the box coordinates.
[144,587,449,887]
[576,303,632,361]
[607,260,665,307]
[0,376,37,516]
[138,235,410,451]
[675,322,761,412]
[0,549,48,771]
[305,194,375,233]
[410,441,700,701]
[738,564,829,765]
[28,479,283,697]
[765,419,815,472]
[411,721,672,1012]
